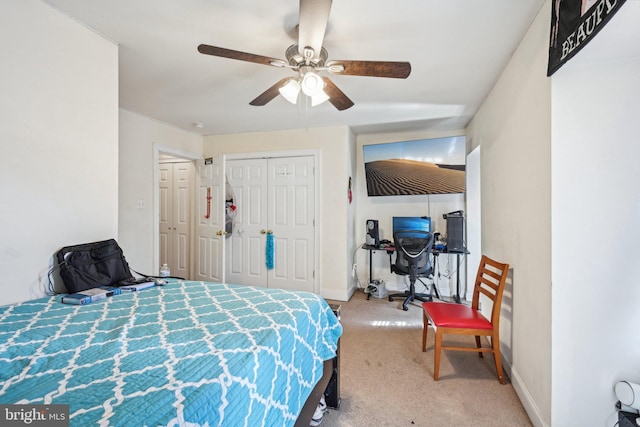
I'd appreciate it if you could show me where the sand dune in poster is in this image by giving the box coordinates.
[365,159,465,196]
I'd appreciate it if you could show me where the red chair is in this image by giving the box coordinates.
[421,255,509,384]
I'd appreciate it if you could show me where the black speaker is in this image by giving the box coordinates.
[365,219,379,247]
[444,211,465,252]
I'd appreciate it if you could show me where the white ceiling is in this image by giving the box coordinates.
[42,0,546,136]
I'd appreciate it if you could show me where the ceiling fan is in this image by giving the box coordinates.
[197,0,411,111]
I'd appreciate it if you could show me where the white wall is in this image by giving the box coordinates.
[354,130,467,298]
[346,129,359,297]
[118,109,202,277]
[551,13,640,427]
[466,1,552,425]
[0,0,118,305]
[203,126,353,301]
[466,146,482,301]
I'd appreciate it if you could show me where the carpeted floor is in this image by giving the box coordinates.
[320,290,532,427]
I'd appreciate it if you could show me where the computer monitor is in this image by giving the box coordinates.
[392,216,431,240]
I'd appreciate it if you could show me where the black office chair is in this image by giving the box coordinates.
[388,230,436,311]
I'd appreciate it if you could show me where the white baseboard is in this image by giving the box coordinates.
[320,285,356,302]
[510,365,549,427]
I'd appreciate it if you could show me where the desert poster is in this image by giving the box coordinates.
[364,136,466,196]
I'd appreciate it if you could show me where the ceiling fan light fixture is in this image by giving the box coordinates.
[198,0,411,112]
[301,72,324,97]
[278,79,300,104]
[310,90,330,106]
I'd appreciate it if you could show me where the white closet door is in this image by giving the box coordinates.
[159,163,173,270]
[267,156,315,292]
[194,156,225,282]
[225,155,315,293]
[172,163,191,279]
[159,162,192,279]
[226,159,268,287]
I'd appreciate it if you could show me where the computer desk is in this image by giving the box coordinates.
[361,244,395,300]
[361,243,469,303]
[431,247,470,303]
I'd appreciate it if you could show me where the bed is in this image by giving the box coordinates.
[0,280,342,426]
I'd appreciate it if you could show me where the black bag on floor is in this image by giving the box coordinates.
[56,239,133,293]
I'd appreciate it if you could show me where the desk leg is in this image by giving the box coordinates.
[455,254,461,304]
[367,249,373,300]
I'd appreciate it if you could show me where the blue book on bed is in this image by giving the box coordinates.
[61,286,121,305]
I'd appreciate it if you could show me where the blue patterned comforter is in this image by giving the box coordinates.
[0,281,342,426]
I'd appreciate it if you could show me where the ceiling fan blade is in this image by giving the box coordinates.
[322,77,354,111]
[198,44,286,67]
[249,78,291,106]
[298,0,332,59]
[326,60,411,78]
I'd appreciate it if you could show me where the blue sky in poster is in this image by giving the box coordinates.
[363,136,466,165]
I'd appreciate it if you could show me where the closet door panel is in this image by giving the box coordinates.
[267,156,315,292]
[224,155,315,293]
[226,159,267,287]
[194,158,224,282]
[173,163,191,278]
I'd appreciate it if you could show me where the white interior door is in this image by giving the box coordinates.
[267,156,315,292]
[159,161,192,279]
[159,163,173,270]
[225,155,315,292]
[173,162,191,278]
[226,159,268,287]
[194,156,225,282]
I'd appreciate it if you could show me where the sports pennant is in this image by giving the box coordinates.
[548,0,627,76]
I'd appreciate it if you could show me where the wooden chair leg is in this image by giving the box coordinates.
[422,312,428,352]
[492,336,506,384]
[434,330,442,381]
[475,335,483,358]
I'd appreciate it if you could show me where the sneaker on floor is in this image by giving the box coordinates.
[310,396,327,426]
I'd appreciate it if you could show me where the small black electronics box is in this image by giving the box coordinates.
[619,410,639,427]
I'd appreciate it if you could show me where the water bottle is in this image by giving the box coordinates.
[160,263,170,277]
